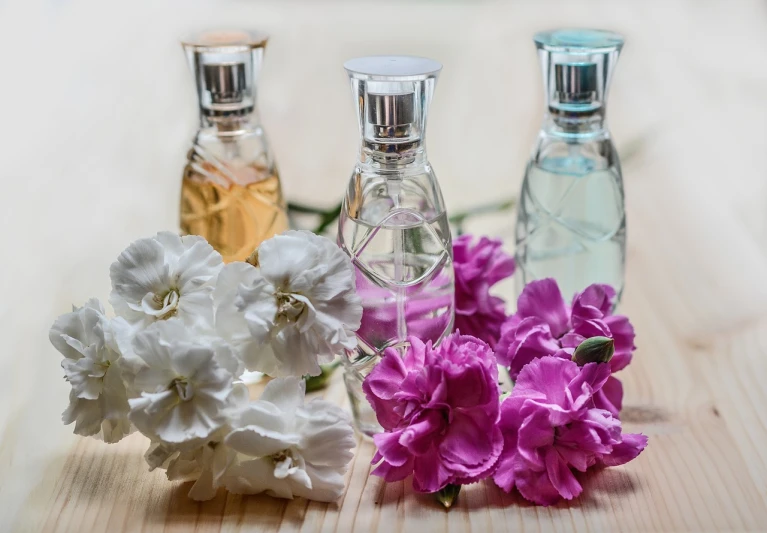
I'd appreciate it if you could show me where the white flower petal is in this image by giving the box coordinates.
[174,237,224,291]
[220,377,355,502]
[109,233,220,339]
[225,459,295,499]
[49,298,107,361]
[127,321,236,444]
[238,279,278,343]
[257,231,324,288]
[290,464,346,502]
[296,400,356,467]
[110,237,170,306]
[260,376,305,414]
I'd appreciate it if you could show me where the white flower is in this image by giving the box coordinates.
[128,320,242,443]
[49,298,132,443]
[223,377,356,502]
[213,262,283,376]
[234,231,362,377]
[109,232,222,352]
[144,434,237,501]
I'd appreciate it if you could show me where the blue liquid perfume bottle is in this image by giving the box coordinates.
[515,29,626,304]
[338,56,455,436]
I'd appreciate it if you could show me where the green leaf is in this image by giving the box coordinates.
[304,360,341,392]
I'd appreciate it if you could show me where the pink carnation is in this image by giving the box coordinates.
[496,278,635,416]
[493,356,647,506]
[453,234,515,347]
[363,333,503,493]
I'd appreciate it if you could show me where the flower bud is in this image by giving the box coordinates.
[572,336,614,366]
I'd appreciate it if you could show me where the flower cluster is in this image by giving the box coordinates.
[50,231,361,502]
[496,279,635,416]
[363,334,502,492]
[493,357,647,505]
[366,239,647,507]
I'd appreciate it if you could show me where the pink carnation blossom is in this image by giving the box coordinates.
[362,333,503,493]
[453,235,515,347]
[496,278,635,416]
[493,356,647,506]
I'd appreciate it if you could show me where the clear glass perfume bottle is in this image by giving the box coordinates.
[180,30,288,263]
[516,29,626,304]
[338,56,455,436]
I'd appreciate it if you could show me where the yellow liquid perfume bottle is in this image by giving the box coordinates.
[180,30,288,263]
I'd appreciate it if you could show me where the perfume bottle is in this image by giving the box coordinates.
[516,29,626,304]
[180,30,288,263]
[338,56,455,436]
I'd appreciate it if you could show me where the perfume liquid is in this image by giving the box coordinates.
[515,29,626,304]
[338,56,454,436]
[516,158,625,301]
[181,164,288,263]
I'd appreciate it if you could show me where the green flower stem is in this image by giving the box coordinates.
[289,197,516,237]
[304,360,342,392]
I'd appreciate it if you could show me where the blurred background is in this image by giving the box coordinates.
[2,0,767,526]
[1,0,765,298]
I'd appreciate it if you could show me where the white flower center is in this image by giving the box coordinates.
[275,291,305,323]
[170,376,192,401]
[142,288,180,320]
[270,449,296,479]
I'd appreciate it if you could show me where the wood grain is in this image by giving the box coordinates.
[3,0,767,531]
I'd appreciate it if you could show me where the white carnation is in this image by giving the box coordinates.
[223,377,355,502]
[128,320,242,443]
[233,231,362,377]
[109,232,223,356]
[213,262,283,377]
[49,298,132,443]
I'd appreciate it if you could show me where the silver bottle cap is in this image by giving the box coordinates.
[367,92,415,126]
[203,62,247,104]
[555,63,597,103]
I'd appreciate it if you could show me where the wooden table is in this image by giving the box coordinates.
[3,0,767,531]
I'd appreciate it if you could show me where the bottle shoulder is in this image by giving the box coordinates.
[343,161,447,226]
[531,130,620,174]
[191,125,273,163]
[185,124,278,187]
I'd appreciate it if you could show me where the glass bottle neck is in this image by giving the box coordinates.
[359,138,427,168]
[200,109,261,134]
[543,107,607,138]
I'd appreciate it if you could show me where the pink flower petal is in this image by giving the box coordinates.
[603,315,636,370]
[601,433,648,467]
[513,356,579,408]
[371,456,414,482]
[515,468,569,506]
[594,376,623,417]
[373,430,411,467]
[363,350,407,400]
[544,447,583,501]
[440,411,501,467]
[516,279,570,338]
[399,411,445,456]
[571,284,616,324]
[566,362,612,411]
[497,317,562,377]
[412,446,453,493]
[516,408,554,469]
